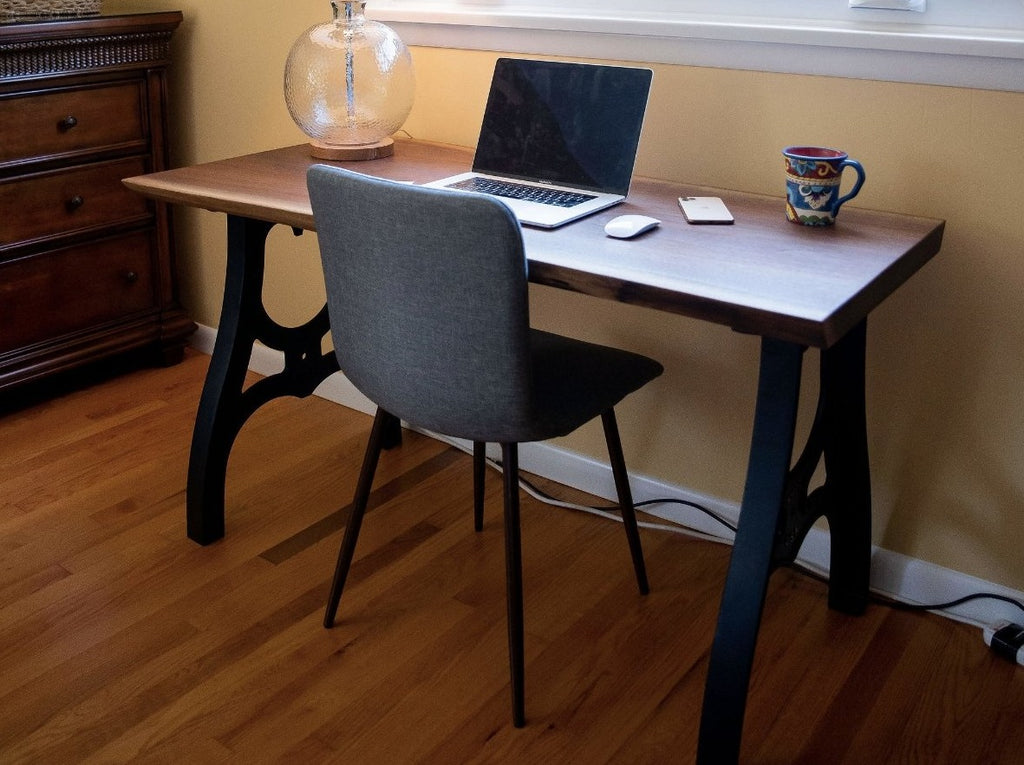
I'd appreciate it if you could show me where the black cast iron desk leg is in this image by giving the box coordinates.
[697,321,871,764]
[186,215,400,545]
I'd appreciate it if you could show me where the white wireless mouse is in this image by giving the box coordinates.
[604,214,661,239]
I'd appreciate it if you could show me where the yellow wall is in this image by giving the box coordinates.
[109,0,1024,592]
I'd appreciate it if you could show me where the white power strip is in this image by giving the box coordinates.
[982,622,1024,666]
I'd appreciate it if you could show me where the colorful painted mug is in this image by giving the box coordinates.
[783,146,866,226]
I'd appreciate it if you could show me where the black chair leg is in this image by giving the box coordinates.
[602,409,649,595]
[473,441,486,532]
[324,406,389,628]
[501,442,526,727]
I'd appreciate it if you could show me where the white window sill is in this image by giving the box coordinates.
[369,6,1024,92]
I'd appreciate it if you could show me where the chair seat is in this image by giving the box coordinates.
[520,330,663,442]
[391,329,662,445]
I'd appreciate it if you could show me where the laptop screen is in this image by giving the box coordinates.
[471,58,652,196]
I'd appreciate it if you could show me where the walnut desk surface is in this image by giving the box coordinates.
[124,140,944,349]
[124,139,944,765]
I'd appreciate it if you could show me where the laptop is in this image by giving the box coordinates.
[424,58,653,229]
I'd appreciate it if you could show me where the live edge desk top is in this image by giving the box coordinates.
[124,139,944,763]
[124,140,944,349]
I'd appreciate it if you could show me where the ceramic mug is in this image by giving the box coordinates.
[783,146,866,226]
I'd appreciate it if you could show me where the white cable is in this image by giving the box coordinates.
[413,427,1020,630]
[416,426,735,545]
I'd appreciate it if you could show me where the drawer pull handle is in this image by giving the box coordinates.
[125,271,139,284]
[67,195,85,212]
[58,115,79,131]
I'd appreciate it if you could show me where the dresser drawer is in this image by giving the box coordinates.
[0,156,150,248]
[0,231,156,353]
[0,81,147,166]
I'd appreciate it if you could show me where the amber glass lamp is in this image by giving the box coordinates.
[284,1,415,160]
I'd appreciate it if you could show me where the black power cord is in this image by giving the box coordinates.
[516,471,1024,623]
[438,435,1024,632]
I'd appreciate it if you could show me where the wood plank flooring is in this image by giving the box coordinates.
[2,350,1022,763]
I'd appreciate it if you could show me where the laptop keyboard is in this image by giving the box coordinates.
[448,177,596,208]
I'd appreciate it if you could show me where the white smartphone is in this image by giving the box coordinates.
[678,196,734,225]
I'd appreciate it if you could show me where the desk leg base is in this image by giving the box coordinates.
[820,322,871,616]
[697,322,872,763]
[698,338,803,765]
[775,320,872,615]
[186,216,342,545]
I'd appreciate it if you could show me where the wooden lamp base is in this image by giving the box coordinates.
[309,138,394,161]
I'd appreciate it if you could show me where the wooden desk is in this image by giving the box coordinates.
[124,140,945,763]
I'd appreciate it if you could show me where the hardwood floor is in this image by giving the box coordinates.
[2,349,1022,763]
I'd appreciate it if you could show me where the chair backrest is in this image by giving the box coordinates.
[307,164,534,442]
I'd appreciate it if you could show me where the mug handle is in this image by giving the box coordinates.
[833,159,866,215]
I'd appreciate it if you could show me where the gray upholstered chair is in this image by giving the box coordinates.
[307,164,663,727]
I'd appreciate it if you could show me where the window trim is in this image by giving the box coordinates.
[368,2,1024,92]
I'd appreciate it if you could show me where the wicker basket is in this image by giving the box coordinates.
[1,0,102,18]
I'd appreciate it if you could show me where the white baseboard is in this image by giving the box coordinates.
[189,324,217,355]
[189,325,1023,631]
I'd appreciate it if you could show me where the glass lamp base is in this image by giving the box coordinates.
[309,137,394,161]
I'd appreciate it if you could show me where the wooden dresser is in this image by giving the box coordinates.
[0,11,194,393]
